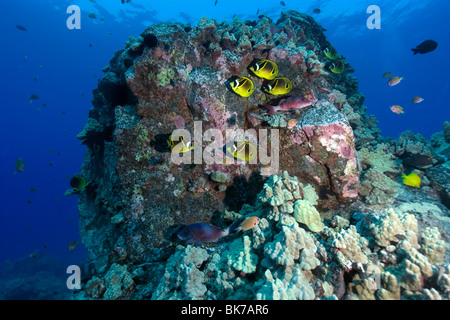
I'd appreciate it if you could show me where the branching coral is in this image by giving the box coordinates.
[264,216,309,267]
[226,236,258,274]
[369,208,418,247]
[359,169,399,206]
[293,199,324,232]
[153,246,209,300]
[327,225,369,268]
[258,171,317,221]
[255,268,315,300]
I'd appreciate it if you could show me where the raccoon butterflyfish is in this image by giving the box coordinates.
[247,59,279,80]
[329,60,345,74]
[223,141,257,162]
[167,134,194,153]
[323,46,338,60]
[402,172,421,188]
[262,77,292,95]
[225,76,254,97]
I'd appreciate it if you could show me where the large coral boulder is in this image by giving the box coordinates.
[284,101,359,207]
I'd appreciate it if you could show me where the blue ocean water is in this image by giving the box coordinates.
[0,0,448,299]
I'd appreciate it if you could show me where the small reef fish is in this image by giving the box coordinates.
[178,220,241,245]
[15,158,25,172]
[223,141,257,162]
[390,105,404,114]
[29,94,39,102]
[70,174,87,192]
[323,46,338,60]
[383,72,391,78]
[262,77,292,95]
[388,76,403,86]
[225,76,254,97]
[313,8,321,14]
[329,60,345,74]
[247,59,279,80]
[412,40,438,55]
[121,0,131,3]
[240,216,260,231]
[402,172,421,188]
[67,241,78,250]
[412,96,424,104]
[88,13,97,19]
[167,134,194,153]
[287,118,298,129]
[266,96,313,116]
[16,25,27,31]
[280,1,286,6]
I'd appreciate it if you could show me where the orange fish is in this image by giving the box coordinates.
[241,216,260,231]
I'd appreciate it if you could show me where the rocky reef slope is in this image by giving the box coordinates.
[73,11,450,300]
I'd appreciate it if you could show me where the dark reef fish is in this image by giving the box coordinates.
[15,158,25,173]
[266,96,313,116]
[178,220,242,245]
[403,154,434,169]
[16,25,27,31]
[412,40,438,55]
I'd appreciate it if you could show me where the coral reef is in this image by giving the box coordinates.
[72,10,450,300]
